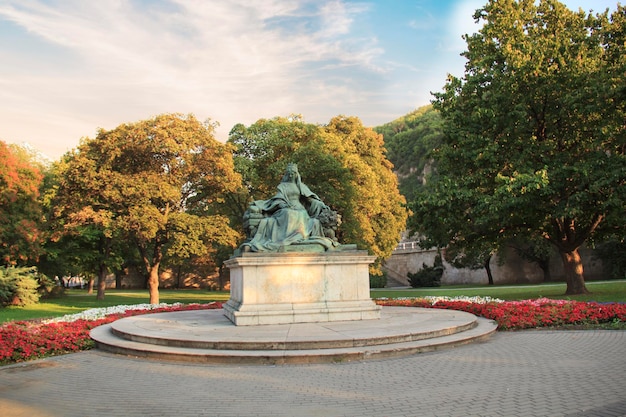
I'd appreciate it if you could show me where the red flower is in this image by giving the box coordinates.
[0,302,223,365]
[2,299,625,365]
[376,298,626,331]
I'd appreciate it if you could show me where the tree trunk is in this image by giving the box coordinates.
[115,270,122,289]
[538,259,552,282]
[87,277,95,294]
[560,248,589,295]
[484,256,494,285]
[147,264,160,304]
[97,263,107,300]
[176,265,183,289]
[137,240,163,304]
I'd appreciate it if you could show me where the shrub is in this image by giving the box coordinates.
[37,274,66,299]
[0,266,41,307]
[369,271,388,288]
[407,253,443,287]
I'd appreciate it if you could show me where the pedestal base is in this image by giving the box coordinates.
[223,250,381,326]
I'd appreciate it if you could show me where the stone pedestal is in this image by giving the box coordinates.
[223,250,381,326]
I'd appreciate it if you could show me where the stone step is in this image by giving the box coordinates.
[90,307,497,364]
[107,307,477,350]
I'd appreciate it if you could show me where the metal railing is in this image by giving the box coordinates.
[394,241,420,251]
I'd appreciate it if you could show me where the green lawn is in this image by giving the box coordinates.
[372,280,626,303]
[1,280,624,324]
[0,289,231,324]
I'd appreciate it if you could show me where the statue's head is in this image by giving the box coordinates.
[282,163,300,182]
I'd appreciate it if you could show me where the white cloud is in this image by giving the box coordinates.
[1,0,619,160]
[0,0,384,159]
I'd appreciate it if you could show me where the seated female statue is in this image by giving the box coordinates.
[242,163,338,252]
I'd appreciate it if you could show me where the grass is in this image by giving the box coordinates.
[1,280,624,324]
[0,289,230,324]
[371,280,626,303]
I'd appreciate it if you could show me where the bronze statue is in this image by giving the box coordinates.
[241,163,340,252]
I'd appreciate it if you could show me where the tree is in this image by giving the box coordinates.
[321,116,408,265]
[54,114,242,303]
[417,0,625,294]
[228,115,408,269]
[49,152,128,299]
[0,141,45,266]
[226,115,336,216]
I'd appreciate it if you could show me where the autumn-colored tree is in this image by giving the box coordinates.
[54,114,242,303]
[416,0,625,294]
[0,141,45,266]
[321,116,408,265]
[228,115,407,269]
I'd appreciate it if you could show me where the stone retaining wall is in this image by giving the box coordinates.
[383,245,604,286]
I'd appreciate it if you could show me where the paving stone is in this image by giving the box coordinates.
[0,330,625,417]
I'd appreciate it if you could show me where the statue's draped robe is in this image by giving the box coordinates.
[246,180,337,252]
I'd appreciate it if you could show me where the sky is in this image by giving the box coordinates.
[0,0,617,160]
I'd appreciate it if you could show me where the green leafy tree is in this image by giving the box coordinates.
[228,115,354,207]
[0,141,45,266]
[228,116,408,269]
[379,106,555,283]
[228,116,352,228]
[38,159,132,297]
[55,114,242,303]
[417,0,625,294]
[48,153,128,299]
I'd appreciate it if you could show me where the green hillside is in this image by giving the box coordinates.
[374,105,443,201]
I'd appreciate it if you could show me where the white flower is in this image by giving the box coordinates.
[428,296,504,304]
[375,296,504,304]
[43,303,183,324]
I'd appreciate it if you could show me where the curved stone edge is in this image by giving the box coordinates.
[105,307,479,351]
[90,319,497,365]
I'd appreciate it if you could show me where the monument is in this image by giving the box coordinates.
[223,163,382,325]
[91,164,495,360]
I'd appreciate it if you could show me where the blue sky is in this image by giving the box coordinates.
[0,0,617,160]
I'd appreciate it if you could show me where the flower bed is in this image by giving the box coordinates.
[376,296,626,330]
[1,298,625,366]
[0,302,222,366]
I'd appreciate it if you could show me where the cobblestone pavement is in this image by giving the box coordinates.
[1,330,625,417]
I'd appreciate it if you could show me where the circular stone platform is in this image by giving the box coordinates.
[90,307,497,364]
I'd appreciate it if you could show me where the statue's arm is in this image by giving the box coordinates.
[262,192,289,214]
